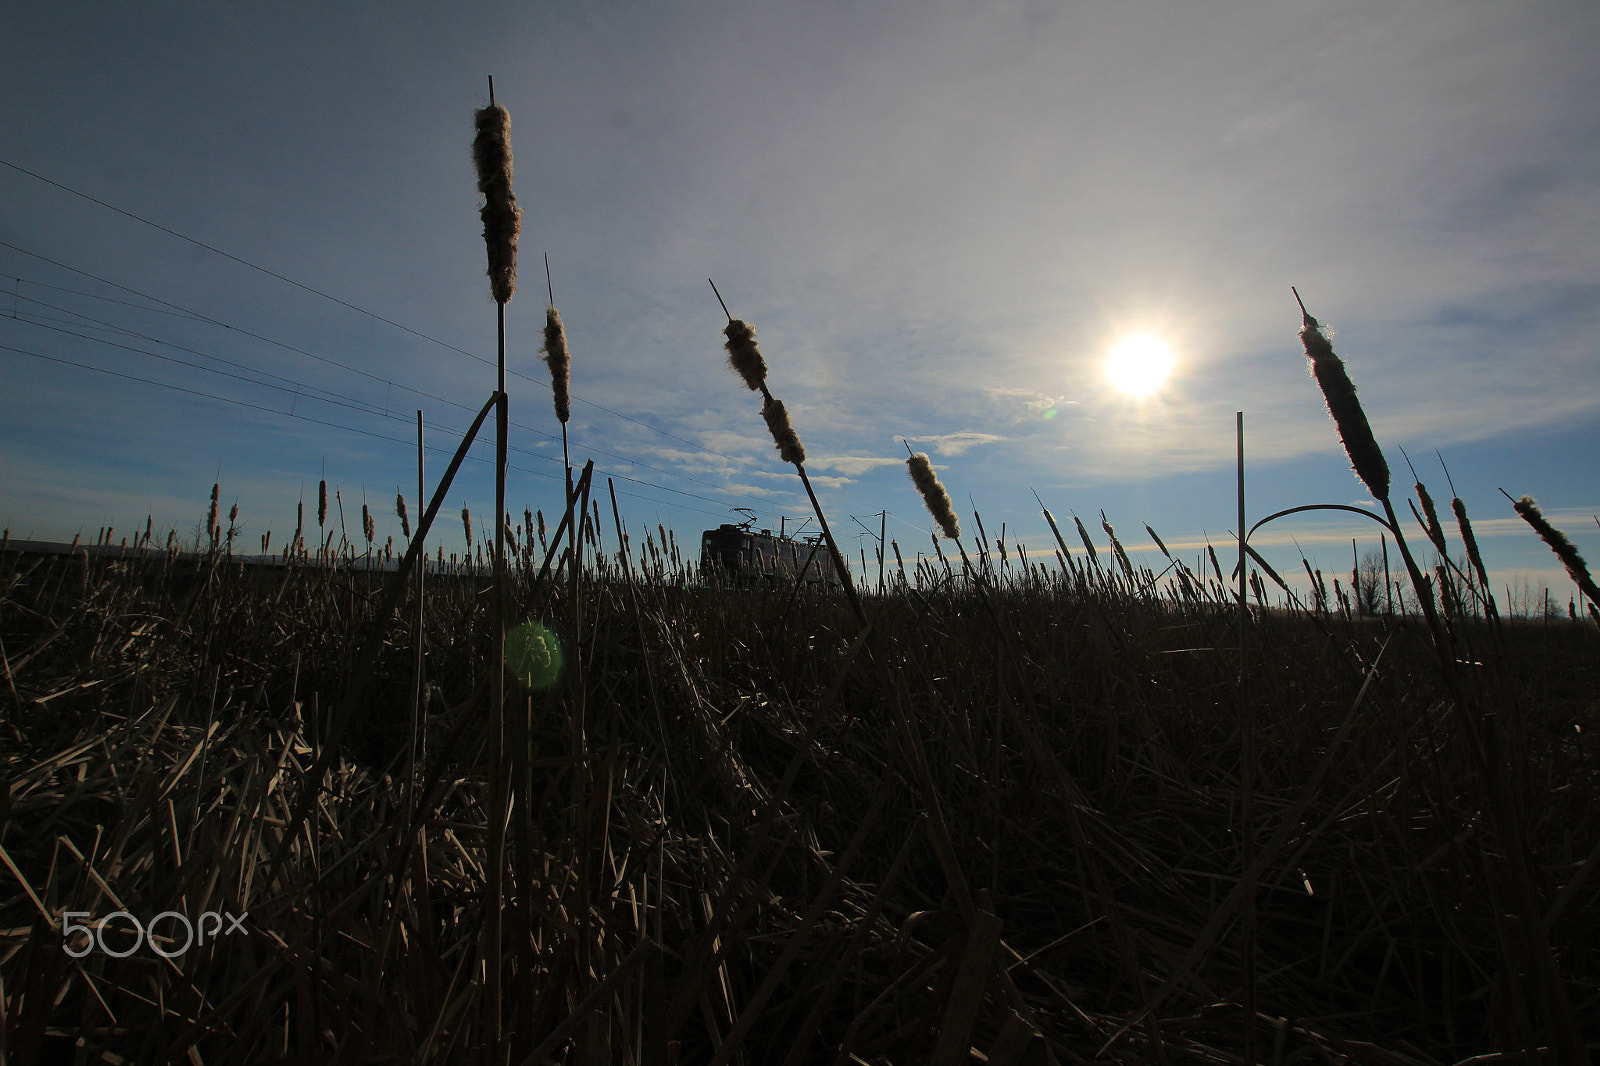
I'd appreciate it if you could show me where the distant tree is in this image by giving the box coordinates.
[1353,549,1386,616]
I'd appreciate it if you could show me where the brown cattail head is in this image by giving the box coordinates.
[724,319,768,391]
[318,480,328,528]
[472,104,521,304]
[1452,496,1495,606]
[396,493,411,539]
[462,506,473,550]
[1415,483,1449,556]
[761,394,806,465]
[362,504,374,544]
[542,306,571,423]
[1514,495,1600,609]
[1297,300,1390,501]
[907,453,960,539]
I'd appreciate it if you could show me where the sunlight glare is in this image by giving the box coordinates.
[1105,334,1175,398]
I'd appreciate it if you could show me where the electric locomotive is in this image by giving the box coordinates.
[699,522,842,588]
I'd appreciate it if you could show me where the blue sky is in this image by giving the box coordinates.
[3,2,1597,609]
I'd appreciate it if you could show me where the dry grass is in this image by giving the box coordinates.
[2,499,1597,1064]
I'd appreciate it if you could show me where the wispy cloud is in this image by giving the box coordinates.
[982,386,1078,419]
[903,432,1003,456]
[818,455,903,476]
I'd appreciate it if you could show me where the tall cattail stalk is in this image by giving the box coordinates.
[1293,290,1442,643]
[472,78,522,1044]
[1288,294,1587,1062]
[710,279,865,626]
[1452,498,1499,624]
[1508,493,1600,613]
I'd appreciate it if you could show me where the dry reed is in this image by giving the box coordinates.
[906,453,960,540]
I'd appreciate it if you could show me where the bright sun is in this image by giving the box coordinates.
[1104,334,1175,398]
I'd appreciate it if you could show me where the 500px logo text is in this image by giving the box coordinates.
[60,911,249,958]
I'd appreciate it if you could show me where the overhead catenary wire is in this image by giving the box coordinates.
[0,179,764,470]
[2,275,785,520]
[0,243,763,479]
[0,340,745,526]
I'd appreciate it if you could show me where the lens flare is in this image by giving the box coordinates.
[505,621,562,690]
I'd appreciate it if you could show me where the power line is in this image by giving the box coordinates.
[5,298,765,507]
[0,168,763,470]
[0,247,771,504]
[0,340,745,524]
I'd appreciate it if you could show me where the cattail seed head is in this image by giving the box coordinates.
[542,306,571,423]
[760,394,806,465]
[362,504,374,544]
[1298,304,1390,501]
[723,319,768,391]
[472,104,521,304]
[1416,483,1448,556]
[462,506,473,550]
[1452,497,1493,600]
[318,480,328,528]
[907,453,960,540]
[1514,495,1600,609]
[396,493,410,539]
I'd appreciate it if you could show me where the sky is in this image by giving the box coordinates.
[2,1,1597,611]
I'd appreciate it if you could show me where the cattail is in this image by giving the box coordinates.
[542,306,571,423]
[318,480,328,528]
[207,484,220,549]
[1453,497,1493,603]
[362,504,375,544]
[472,104,521,304]
[1415,483,1448,556]
[1102,514,1134,579]
[462,506,473,551]
[907,452,960,539]
[1145,524,1172,559]
[396,493,411,539]
[1074,516,1100,568]
[1513,495,1600,609]
[1295,293,1390,501]
[723,319,768,392]
[761,395,806,465]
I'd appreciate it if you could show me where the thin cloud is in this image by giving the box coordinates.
[904,432,1003,456]
[820,455,904,476]
[982,386,1077,417]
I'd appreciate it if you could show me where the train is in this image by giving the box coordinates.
[699,523,844,589]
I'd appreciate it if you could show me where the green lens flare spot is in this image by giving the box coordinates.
[505,621,562,690]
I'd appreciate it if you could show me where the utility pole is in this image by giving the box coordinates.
[878,510,887,595]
